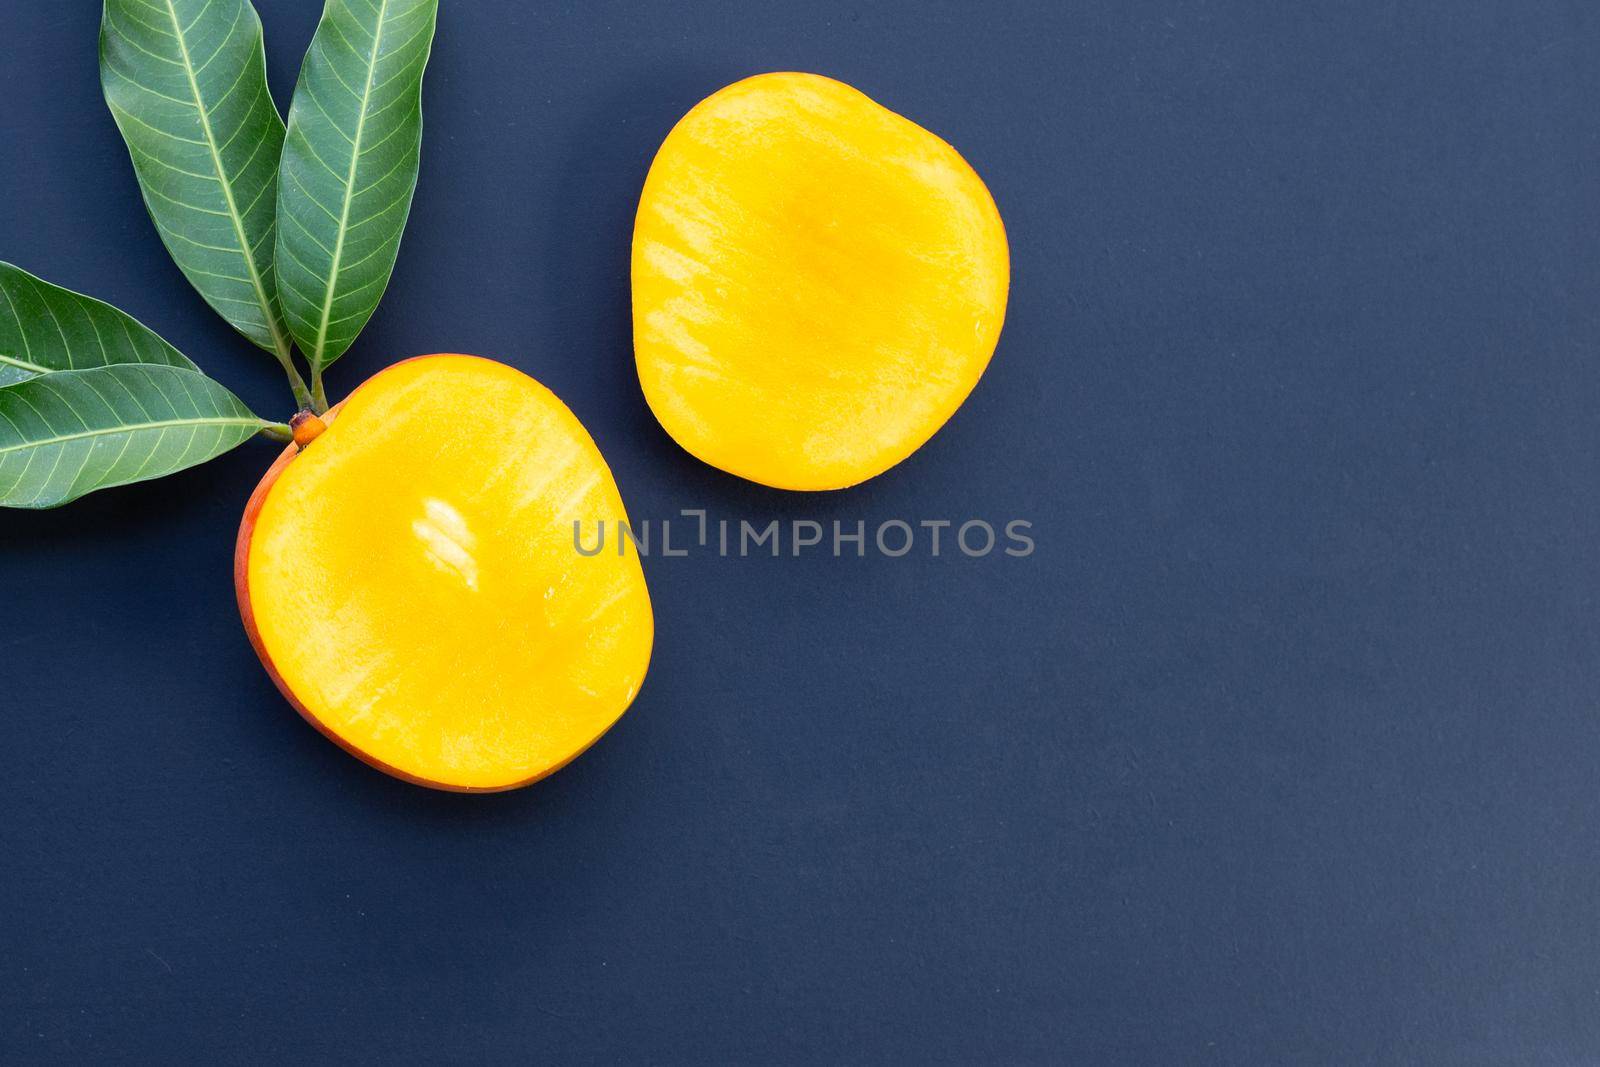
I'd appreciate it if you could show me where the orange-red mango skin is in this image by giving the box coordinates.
[633,72,1010,491]
[237,355,653,793]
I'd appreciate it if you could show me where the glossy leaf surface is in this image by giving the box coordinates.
[0,364,264,508]
[275,0,438,372]
[0,261,197,387]
[100,0,292,358]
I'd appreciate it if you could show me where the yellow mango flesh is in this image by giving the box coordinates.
[633,72,1009,490]
[241,356,652,791]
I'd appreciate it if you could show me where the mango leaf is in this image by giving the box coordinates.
[276,0,438,372]
[0,261,197,387]
[99,0,292,361]
[0,364,267,509]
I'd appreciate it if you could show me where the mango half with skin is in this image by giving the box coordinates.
[236,355,653,792]
[633,72,1009,491]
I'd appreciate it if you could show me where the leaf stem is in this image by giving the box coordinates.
[310,366,330,415]
[259,421,294,444]
[277,348,315,412]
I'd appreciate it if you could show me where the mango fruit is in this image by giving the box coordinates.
[237,355,652,791]
[633,72,1009,490]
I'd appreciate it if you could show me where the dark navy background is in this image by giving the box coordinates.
[3,1,1598,1062]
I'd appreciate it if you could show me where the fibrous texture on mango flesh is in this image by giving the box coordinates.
[633,72,1009,490]
[238,355,653,791]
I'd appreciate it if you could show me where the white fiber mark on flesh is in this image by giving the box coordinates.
[413,497,480,591]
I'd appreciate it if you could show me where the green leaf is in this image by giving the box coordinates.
[0,364,267,509]
[0,261,197,387]
[99,0,292,360]
[276,0,438,372]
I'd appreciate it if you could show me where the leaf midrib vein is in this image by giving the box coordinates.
[0,415,259,456]
[0,352,51,376]
[312,0,390,369]
[162,0,289,361]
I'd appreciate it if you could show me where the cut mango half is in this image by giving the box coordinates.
[633,72,1009,490]
[237,355,653,792]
